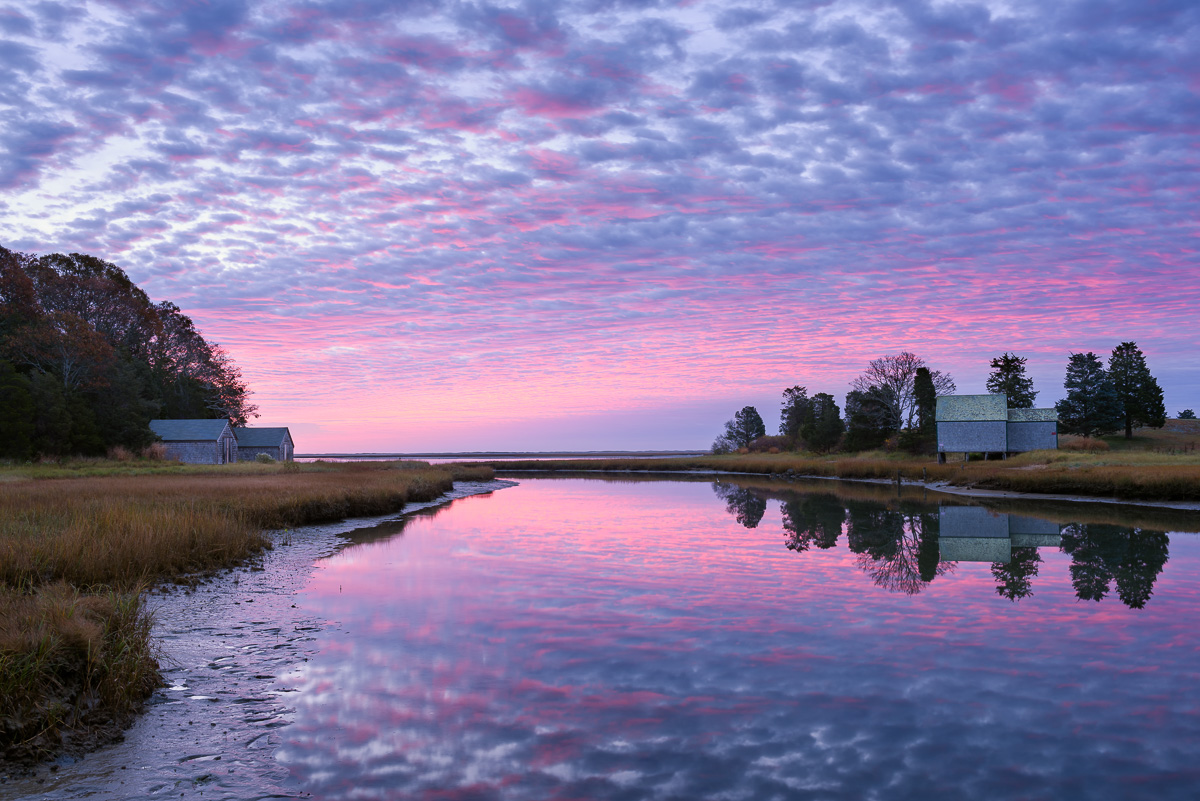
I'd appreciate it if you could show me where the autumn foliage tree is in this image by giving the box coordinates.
[0,245,257,458]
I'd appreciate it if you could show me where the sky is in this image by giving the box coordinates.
[1,0,1197,453]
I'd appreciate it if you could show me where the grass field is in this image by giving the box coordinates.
[0,459,492,764]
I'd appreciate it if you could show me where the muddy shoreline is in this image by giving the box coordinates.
[0,479,517,801]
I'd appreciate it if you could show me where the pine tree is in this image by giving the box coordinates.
[1055,352,1122,437]
[722,406,766,449]
[801,392,843,452]
[1108,342,1166,439]
[986,352,1037,408]
[778,386,812,448]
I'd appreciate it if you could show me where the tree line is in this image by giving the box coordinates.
[714,344,1172,455]
[0,246,256,459]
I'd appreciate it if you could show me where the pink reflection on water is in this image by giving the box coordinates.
[280,480,1200,800]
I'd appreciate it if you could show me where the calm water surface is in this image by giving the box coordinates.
[275,478,1200,800]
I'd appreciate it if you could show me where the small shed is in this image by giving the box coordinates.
[935,394,1057,462]
[149,419,237,464]
[234,427,295,462]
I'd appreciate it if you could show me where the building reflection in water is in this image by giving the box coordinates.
[711,481,1172,608]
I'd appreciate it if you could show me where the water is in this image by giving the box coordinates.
[9,477,1200,799]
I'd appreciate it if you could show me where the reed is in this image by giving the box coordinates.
[0,460,493,762]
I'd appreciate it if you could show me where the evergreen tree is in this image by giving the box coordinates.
[721,406,766,449]
[0,358,35,459]
[1055,352,1122,437]
[778,386,812,448]
[1108,342,1166,439]
[801,392,844,453]
[900,367,938,453]
[986,352,1037,408]
[843,389,892,451]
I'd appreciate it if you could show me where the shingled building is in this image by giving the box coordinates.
[233,427,295,462]
[149,419,238,464]
[935,394,1057,463]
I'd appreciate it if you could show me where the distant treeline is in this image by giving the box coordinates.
[716,346,1168,455]
[0,246,255,459]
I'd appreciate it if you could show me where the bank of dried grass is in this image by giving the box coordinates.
[0,460,493,763]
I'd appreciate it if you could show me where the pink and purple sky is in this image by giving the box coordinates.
[1,0,1197,452]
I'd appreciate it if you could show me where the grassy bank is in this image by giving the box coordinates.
[467,440,1200,503]
[0,459,492,764]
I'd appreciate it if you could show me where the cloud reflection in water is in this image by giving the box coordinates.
[278,480,1200,799]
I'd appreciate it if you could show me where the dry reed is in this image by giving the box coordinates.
[0,460,494,762]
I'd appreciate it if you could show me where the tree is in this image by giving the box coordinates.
[712,482,767,528]
[843,389,892,451]
[802,393,843,453]
[1055,352,1122,437]
[721,406,765,450]
[778,386,812,448]
[1108,342,1166,439]
[1180,409,1197,420]
[850,351,955,433]
[986,352,1037,409]
[900,367,938,453]
[0,358,35,459]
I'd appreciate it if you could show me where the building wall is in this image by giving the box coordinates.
[162,441,220,464]
[237,445,282,462]
[1006,421,1057,453]
[937,421,1008,453]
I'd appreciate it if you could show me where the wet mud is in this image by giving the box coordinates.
[0,480,515,801]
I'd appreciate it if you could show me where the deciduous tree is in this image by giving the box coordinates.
[850,351,955,433]
[721,405,765,449]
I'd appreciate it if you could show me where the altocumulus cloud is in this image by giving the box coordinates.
[1,0,1198,450]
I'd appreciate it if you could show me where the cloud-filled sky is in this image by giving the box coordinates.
[2,0,1197,452]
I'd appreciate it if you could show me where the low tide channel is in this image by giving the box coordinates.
[7,476,1200,799]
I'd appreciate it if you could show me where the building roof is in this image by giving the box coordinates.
[150,419,232,441]
[936,394,1007,422]
[233,426,293,447]
[1007,407,1058,423]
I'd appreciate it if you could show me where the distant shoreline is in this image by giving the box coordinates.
[297,451,708,459]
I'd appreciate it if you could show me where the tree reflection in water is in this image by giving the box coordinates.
[991,548,1042,602]
[1060,524,1169,609]
[845,502,950,595]
[712,481,767,528]
[709,481,1172,607]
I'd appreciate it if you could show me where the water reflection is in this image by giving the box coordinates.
[710,480,1173,608]
[280,478,1200,800]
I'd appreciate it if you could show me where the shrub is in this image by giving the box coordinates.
[255,453,276,464]
[107,446,134,462]
[141,442,168,461]
[1060,435,1110,452]
[747,435,789,453]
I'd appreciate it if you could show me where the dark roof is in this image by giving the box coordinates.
[150,419,232,441]
[233,427,292,447]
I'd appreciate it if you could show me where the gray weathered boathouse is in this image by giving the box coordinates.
[935,394,1057,463]
[149,419,238,464]
[233,427,295,462]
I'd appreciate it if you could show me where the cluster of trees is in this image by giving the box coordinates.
[713,342,1176,454]
[713,351,955,455]
[0,246,256,459]
[1056,344,1165,439]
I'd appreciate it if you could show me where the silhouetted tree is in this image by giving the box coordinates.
[850,351,955,433]
[1055,352,1122,437]
[802,392,844,453]
[778,386,811,448]
[846,503,949,594]
[721,405,765,450]
[843,389,893,451]
[1180,409,1197,420]
[987,352,1037,409]
[712,482,768,528]
[900,367,938,453]
[1108,342,1166,439]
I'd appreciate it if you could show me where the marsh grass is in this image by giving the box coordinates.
[0,460,493,763]
[472,437,1200,503]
